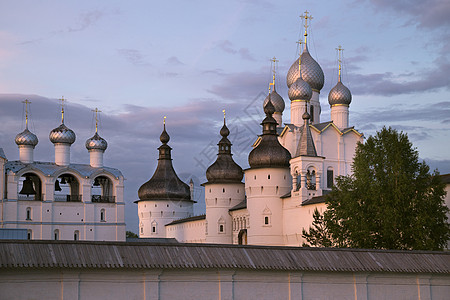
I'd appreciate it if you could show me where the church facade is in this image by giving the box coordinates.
[136,16,364,246]
[0,104,126,241]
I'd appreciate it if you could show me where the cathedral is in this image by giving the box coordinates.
[136,13,363,246]
[0,102,126,241]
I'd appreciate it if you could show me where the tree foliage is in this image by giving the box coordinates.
[126,231,139,238]
[303,127,450,250]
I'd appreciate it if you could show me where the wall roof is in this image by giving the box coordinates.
[1,240,449,274]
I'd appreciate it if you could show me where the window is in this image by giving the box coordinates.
[27,230,32,240]
[219,224,224,232]
[310,105,315,123]
[268,174,270,179]
[218,217,225,234]
[54,229,59,240]
[100,209,105,222]
[151,220,157,235]
[26,207,31,220]
[74,230,79,241]
[327,169,334,189]
[264,216,269,225]
[140,227,143,234]
[152,226,156,233]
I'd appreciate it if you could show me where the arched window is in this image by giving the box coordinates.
[26,207,32,220]
[218,217,226,234]
[54,174,81,202]
[219,224,224,233]
[74,230,79,241]
[327,168,334,189]
[100,209,105,222]
[27,229,32,240]
[306,169,316,190]
[54,229,59,240]
[151,220,158,235]
[91,176,114,203]
[262,207,271,226]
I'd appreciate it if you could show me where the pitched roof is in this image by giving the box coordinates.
[165,214,206,226]
[0,240,449,273]
[229,199,247,211]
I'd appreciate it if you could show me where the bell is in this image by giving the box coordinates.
[60,176,66,184]
[19,176,36,196]
[93,178,100,186]
[55,180,62,191]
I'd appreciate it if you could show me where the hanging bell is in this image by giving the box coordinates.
[93,178,100,186]
[55,179,62,191]
[60,176,66,184]
[19,176,36,196]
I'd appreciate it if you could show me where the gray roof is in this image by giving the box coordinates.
[165,214,206,226]
[4,161,123,178]
[311,121,333,131]
[229,199,247,211]
[1,240,449,273]
[295,116,317,157]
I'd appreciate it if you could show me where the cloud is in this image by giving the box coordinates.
[66,10,104,33]
[117,49,150,66]
[166,56,184,66]
[366,0,450,29]
[216,40,256,61]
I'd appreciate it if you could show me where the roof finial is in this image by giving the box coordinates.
[222,109,226,124]
[92,108,101,133]
[270,56,278,91]
[22,99,31,129]
[300,10,313,48]
[336,45,344,82]
[163,116,166,129]
[59,96,66,124]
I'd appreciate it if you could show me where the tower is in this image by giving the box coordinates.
[49,97,76,166]
[286,11,324,125]
[246,97,292,245]
[329,46,352,129]
[15,100,38,164]
[85,108,108,168]
[136,119,194,238]
[204,111,244,243]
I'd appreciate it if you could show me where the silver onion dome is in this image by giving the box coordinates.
[15,129,38,147]
[263,88,285,113]
[286,45,324,91]
[49,124,76,144]
[288,76,312,101]
[328,81,352,106]
[85,132,108,151]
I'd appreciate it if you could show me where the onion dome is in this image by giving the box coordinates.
[328,78,352,106]
[206,119,243,183]
[49,124,76,144]
[85,132,108,151]
[15,128,38,147]
[286,44,324,92]
[288,74,312,102]
[137,124,191,201]
[248,96,291,168]
[263,87,285,114]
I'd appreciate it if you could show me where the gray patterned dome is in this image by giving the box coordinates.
[328,81,352,106]
[288,76,312,101]
[286,45,324,92]
[263,88,285,113]
[206,122,243,184]
[49,124,76,144]
[85,132,108,151]
[15,129,38,147]
[248,98,291,169]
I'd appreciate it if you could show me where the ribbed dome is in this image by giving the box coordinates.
[328,81,352,106]
[49,124,76,144]
[286,45,324,91]
[206,122,243,183]
[248,97,291,168]
[137,125,191,202]
[263,88,285,113]
[288,76,312,101]
[15,129,38,147]
[85,132,108,151]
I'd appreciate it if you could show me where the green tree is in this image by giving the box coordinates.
[126,231,138,238]
[302,208,335,247]
[303,127,449,250]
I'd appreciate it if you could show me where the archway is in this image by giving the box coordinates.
[238,229,247,245]
[18,172,42,201]
[54,174,81,202]
[91,176,114,203]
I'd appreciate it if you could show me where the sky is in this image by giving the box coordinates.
[0,0,449,232]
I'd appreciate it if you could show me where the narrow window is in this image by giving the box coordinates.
[152,226,156,233]
[26,207,31,220]
[100,209,105,222]
[264,216,269,225]
[74,230,79,241]
[27,230,32,240]
[310,105,315,123]
[140,227,143,233]
[223,188,225,193]
[268,174,270,179]
[54,229,59,240]
[219,225,224,233]
[327,169,334,189]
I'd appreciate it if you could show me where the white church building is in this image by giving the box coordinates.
[0,103,126,241]
[136,14,364,246]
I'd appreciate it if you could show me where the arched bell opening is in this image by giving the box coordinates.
[54,174,81,202]
[306,168,317,190]
[91,175,115,203]
[238,229,247,245]
[18,173,42,201]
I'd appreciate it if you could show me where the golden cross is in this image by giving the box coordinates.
[163,116,166,125]
[296,40,303,73]
[92,108,102,133]
[222,109,226,121]
[59,96,66,124]
[336,45,344,81]
[300,11,313,44]
[22,99,31,129]
[271,56,278,87]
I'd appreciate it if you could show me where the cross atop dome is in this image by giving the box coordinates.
[300,10,313,44]
[59,96,66,124]
[92,108,102,133]
[22,99,31,129]
[336,45,344,82]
